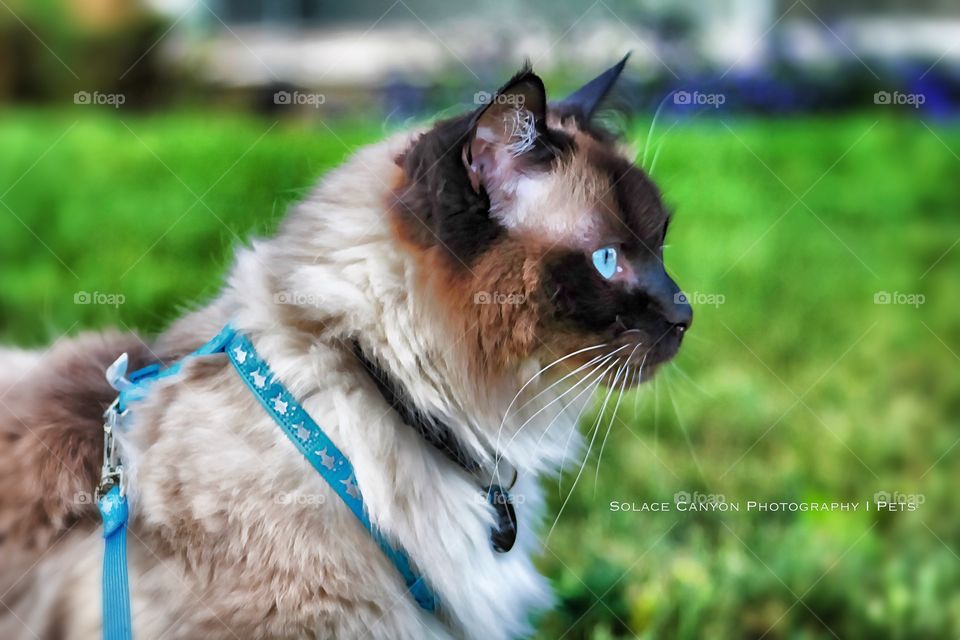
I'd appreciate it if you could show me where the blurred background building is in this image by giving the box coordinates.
[2,0,960,116]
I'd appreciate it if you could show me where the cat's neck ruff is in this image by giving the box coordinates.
[147,133,591,637]
[214,131,588,482]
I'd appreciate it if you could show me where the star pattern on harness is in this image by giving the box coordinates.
[316,448,336,470]
[295,423,311,442]
[97,327,438,619]
[342,476,360,500]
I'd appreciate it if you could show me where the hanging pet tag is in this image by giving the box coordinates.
[485,484,517,553]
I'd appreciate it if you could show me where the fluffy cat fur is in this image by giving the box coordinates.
[0,59,691,639]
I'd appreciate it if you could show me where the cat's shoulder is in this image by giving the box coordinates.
[0,330,153,577]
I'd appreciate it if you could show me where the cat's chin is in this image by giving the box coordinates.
[604,340,683,389]
[541,333,685,391]
[607,359,663,390]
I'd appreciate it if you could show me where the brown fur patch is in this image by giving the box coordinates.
[394,227,546,378]
[0,331,155,561]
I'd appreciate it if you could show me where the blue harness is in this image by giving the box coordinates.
[96,325,438,640]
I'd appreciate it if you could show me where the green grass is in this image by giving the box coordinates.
[1,109,959,639]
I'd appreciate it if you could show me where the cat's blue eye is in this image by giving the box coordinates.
[592,246,618,280]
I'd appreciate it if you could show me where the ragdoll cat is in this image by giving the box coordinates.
[0,57,691,640]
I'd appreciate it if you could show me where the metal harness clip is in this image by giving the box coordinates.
[96,398,126,502]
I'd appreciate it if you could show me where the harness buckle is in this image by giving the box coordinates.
[96,398,126,502]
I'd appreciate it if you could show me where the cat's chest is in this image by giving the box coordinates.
[133,366,554,639]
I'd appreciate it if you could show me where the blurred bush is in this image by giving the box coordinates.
[0,0,173,106]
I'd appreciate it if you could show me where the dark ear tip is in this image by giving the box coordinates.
[473,63,547,120]
[557,54,632,122]
[502,62,545,94]
[612,52,632,78]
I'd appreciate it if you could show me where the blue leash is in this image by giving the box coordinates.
[98,486,131,640]
[97,325,437,639]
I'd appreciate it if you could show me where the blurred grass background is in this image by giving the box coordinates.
[0,110,958,639]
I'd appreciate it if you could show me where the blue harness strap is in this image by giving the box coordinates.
[98,325,437,639]
[98,486,132,640]
[223,331,438,611]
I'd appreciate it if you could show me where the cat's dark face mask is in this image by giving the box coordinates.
[390,56,690,384]
[538,142,691,383]
[542,240,692,382]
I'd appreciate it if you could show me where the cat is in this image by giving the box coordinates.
[0,57,691,640]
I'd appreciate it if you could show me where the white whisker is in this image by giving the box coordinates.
[535,361,610,450]
[494,343,609,448]
[488,352,616,487]
[632,362,644,414]
[548,354,633,541]
[668,361,713,399]
[491,344,627,485]
[593,344,640,490]
[511,347,622,417]
[666,372,707,482]
[557,355,624,486]
[530,353,627,472]
[648,139,665,176]
[640,92,675,169]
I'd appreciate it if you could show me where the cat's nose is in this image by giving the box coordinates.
[665,294,693,334]
[641,266,693,334]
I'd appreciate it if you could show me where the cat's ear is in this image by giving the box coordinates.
[462,68,548,194]
[556,53,630,122]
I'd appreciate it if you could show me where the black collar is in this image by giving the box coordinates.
[351,340,483,474]
[351,340,519,553]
